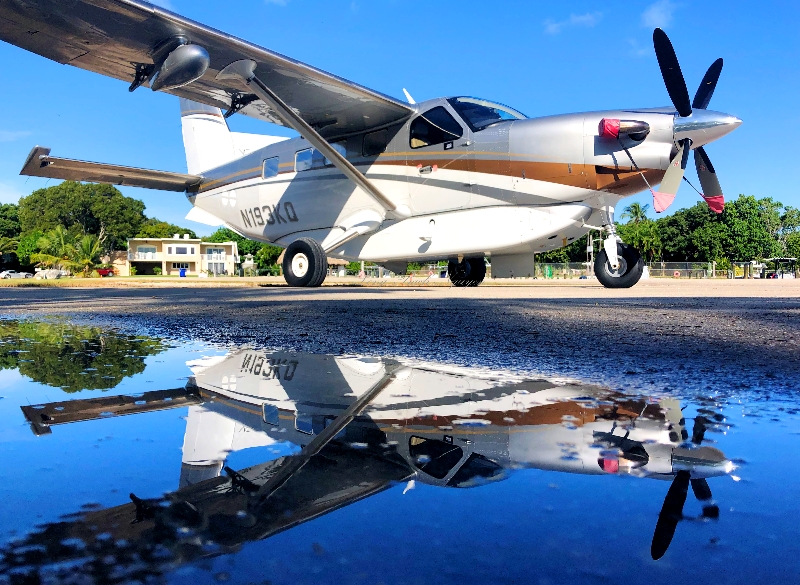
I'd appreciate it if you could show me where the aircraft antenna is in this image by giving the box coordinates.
[402,88,416,105]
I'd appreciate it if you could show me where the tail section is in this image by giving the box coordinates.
[179,98,237,174]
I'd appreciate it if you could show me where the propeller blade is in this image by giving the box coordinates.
[692,415,709,444]
[694,147,724,213]
[653,139,690,213]
[693,58,723,110]
[653,28,692,117]
[691,477,712,502]
[651,470,690,560]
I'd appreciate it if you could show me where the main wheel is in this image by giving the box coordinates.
[282,238,328,287]
[595,242,643,288]
[448,257,486,287]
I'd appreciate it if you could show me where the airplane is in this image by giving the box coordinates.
[0,2,741,288]
[12,349,734,583]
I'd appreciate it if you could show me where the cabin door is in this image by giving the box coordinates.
[406,104,473,215]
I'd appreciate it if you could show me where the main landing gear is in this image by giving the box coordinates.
[282,237,328,287]
[448,257,486,287]
[595,242,644,288]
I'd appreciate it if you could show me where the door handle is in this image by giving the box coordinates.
[417,164,438,174]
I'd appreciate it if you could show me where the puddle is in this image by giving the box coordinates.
[0,319,798,584]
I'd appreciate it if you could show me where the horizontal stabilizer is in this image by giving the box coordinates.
[20,146,204,193]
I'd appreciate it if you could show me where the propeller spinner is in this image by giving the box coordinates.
[651,29,741,214]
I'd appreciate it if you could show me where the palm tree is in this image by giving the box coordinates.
[66,234,103,277]
[30,226,74,269]
[0,237,18,255]
[621,202,650,224]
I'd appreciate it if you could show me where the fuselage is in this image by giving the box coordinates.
[188,97,737,264]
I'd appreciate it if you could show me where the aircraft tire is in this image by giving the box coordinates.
[595,243,643,288]
[448,257,486,287]
[282,238,328,287]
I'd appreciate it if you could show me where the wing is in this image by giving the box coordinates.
[0,0,414,139]
[21,147,203,192]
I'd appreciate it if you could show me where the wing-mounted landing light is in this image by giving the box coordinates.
[129,36,211,93]
[651,29,740,214]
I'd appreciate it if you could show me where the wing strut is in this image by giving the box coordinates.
[253,364,405,503]
[217,60,409,219]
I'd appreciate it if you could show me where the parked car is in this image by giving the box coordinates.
[0,270,32,279]
[96,268,115,277]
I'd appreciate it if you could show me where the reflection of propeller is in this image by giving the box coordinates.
[651,29,727,214]
[650,416,719,560]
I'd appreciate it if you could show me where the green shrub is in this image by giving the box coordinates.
[153,266,162,275]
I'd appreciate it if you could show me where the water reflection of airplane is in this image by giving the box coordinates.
[11,351,733,581]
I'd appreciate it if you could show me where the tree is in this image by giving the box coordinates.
[0,203,20,239]
[66,234,104,277]
[0,320,165,392]
[19,181,145,251]
[255,243,283,269]
[137,218,197,239]
[204,227,262,255]
[722,195,780,260]
[620,202,650,224]
[786,232,800,259]
[30,226,74,269]
[15,230,43,267]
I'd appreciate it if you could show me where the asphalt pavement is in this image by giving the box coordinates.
[1,279,798,398]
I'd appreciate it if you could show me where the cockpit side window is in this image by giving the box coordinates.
[409,106,463,149]
[409,436,464,479]
[448,97,526,132]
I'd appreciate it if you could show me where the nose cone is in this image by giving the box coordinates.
[673,109,742,147]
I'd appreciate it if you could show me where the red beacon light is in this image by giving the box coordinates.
[598,118,650,141]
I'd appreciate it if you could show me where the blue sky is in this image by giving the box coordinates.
[0,0,797,235]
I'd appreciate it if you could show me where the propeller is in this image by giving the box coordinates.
[650,416,720,560]
[651,29,727,214]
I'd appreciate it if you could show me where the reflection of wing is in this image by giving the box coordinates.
[0,0,413,139]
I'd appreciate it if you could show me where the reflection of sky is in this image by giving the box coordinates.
[1,339,800,584]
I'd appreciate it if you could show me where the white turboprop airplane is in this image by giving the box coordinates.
[1,1,741,287]
[21,350,733,565]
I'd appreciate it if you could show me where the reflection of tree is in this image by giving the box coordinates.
[0,321,166,392]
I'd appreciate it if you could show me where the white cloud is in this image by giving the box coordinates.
[641,0,677,29]
[0,131,31,142]
[544,12,602,35]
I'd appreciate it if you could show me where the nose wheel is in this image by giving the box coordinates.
[448,257,486,287]
[595,243,643,288]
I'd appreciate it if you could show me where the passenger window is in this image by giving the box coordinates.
[410,106,463,149]
[363,129,388,157]
[262,157,279,178]
[295,148,312,172]
[409,436,463,479]
[321,141,347,167]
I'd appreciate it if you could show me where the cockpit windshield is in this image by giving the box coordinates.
[448,97,527,131]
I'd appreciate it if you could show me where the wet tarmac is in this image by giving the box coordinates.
[0,315,799,584]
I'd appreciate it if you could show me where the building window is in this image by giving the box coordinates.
[172,262,189,269]
[410,106,463,149]
[176,246,188,255]
[167,246,172,254]
[136,246,156,260]
[262,157,279,178]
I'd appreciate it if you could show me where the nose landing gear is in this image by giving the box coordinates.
[595,242,644,288]
[448,257,486,287]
